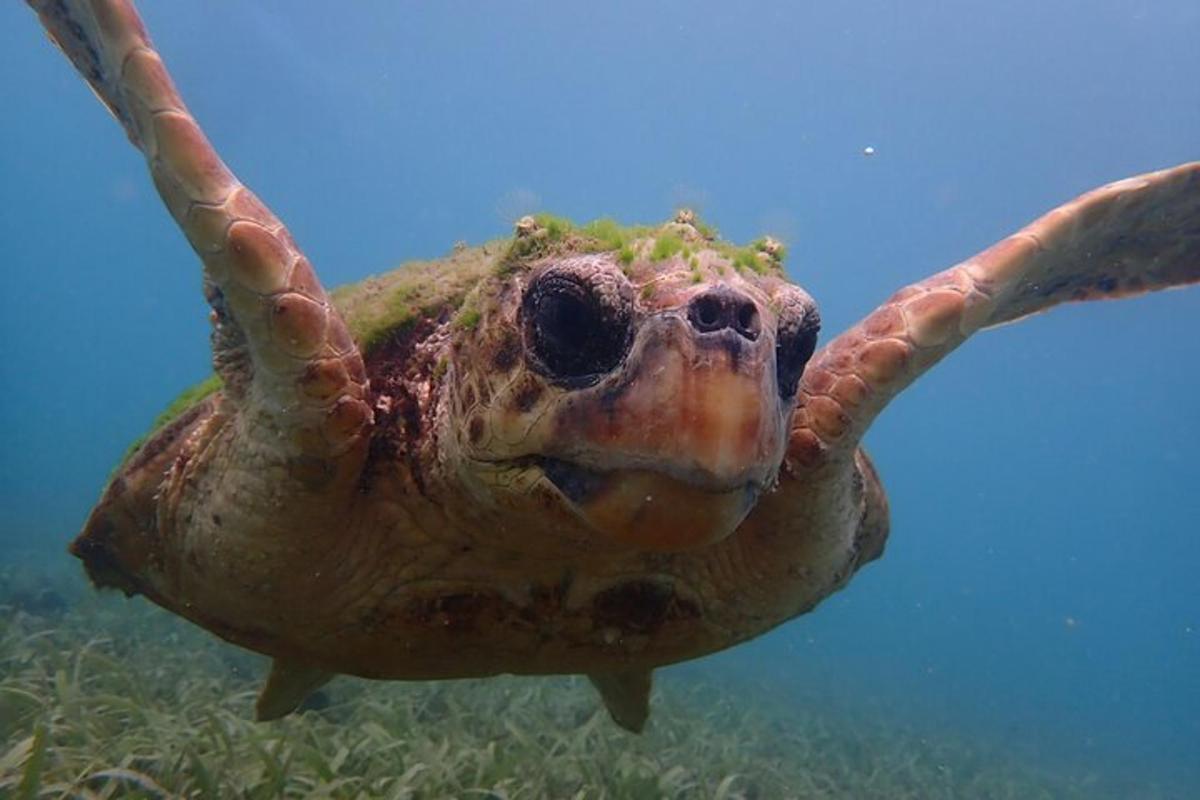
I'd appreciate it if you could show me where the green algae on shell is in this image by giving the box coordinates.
[120,215,790,469]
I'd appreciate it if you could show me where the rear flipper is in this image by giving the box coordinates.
[256,659,335,721]
[589,669,653,733]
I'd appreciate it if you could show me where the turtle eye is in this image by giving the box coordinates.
[775,305,820,400]
[524,269,632,385]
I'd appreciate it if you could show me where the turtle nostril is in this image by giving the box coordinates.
[691,295,725,332]
[686,289,762,341]
[734,301,760,341]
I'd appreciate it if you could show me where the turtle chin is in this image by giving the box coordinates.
[538,457,761,552]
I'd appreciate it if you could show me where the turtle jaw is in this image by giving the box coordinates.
[536,457,764,552]
[451,303,792,551]
[523,319,787,550]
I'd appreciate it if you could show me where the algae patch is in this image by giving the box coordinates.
[116,373,223,471]
[111,219,790,474]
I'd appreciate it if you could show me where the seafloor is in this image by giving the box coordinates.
[0,566,1179,799]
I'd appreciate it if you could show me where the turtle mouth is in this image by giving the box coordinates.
[537,456,761,503]
[533,456,763,551]
[539,457,611,505]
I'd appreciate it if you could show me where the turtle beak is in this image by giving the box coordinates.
[539,457,763,551]
[534,296,786,551]
[548,307,786,492]
[470,285,788,552]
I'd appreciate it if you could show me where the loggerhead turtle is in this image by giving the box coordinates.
[27,0,1199,732]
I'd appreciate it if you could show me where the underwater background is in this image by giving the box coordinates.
[1,0,1197,797]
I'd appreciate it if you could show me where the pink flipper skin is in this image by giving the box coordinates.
[27,0,372,470]
[790,162,1200,466]
[29,0,375,638]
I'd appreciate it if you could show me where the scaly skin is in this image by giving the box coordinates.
[794,164,1200,461]
[27,0,372,468]
[29,0,1198,731]
[28,0,375,647]
[81,229,872,679]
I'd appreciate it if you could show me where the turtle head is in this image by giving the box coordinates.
[444,215,819,552]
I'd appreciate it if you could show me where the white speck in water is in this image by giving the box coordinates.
[862,145,876,156]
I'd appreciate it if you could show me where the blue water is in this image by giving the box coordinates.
[2,0,1197,791]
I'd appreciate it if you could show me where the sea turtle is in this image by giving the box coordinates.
[28,0,1198,732]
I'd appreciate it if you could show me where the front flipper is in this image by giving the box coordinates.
[588,670,653,733]
[255,659,334,721]
[792,162,1199,461]
[28,0,372,478]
